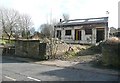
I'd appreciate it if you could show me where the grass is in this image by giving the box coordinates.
[0,39,15,45]
[0,39,7,45]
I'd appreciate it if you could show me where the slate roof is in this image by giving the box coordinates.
[55,17,108,27]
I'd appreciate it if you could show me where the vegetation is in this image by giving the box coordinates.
[101,37,120,68]
[91,37,120,70]
[0,7,34,42]
[0,39,6,45]
[0,39,15,45]
[40,24,54,38]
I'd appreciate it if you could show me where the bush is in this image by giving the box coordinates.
[101,37,120,68]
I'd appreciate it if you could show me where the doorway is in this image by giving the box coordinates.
[75,29,81,40]
[96,29,104,42]
[56,30,61,39]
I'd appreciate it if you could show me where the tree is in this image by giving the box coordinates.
[29,27,35,36]
[109,27,117,37]
[40,24,54,38]
[0,7,34,40]
[39,18,58,38]
[62,13,69,22]
[0,8,20,41]
[18,14,33,38]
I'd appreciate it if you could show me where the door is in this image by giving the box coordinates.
[75,29,81,40]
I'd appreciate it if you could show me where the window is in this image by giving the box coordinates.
[85,29,92,35]
[65,30,71,35]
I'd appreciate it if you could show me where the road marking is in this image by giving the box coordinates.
[4,76,16,81]
[27,77,41,81]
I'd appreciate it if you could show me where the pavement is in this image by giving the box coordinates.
[3,55,119,76]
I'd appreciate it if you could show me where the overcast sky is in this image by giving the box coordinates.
[0,0,119,30]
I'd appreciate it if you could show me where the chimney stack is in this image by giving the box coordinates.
[60,19,62,22]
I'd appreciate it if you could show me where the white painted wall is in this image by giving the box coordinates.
[92,28,96,44]
[61,29,65,40]
[72,29,75,40]
[81,30,85,41]
[55,26,106,44]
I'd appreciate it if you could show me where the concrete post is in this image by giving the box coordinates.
[104,22,109,40]
[104,27,107,40]
[61,29,65,40]
[55,29,57,38]
[92,28,96,44]
[72,29,75,40]
[81,29,85,41]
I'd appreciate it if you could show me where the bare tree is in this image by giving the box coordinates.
[0,8,20,41]
[62,13,69,22]
[18,14,33,38]
[0,7,34,40]
[39,18,58,38]
[40,24,53,38]
[29,27,35,36]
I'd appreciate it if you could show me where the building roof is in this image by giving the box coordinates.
[55,17,108,27]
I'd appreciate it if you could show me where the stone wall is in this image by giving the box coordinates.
[15,40,46,60]
[0,47,3,56]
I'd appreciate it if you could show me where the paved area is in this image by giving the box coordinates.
[1,56,120,81]
[36,60,119,76]
[3,55,119,76]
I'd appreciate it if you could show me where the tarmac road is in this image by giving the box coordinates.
[1,56,119,81]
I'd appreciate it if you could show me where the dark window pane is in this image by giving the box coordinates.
[85,29,92,35]
[65,30,71,35]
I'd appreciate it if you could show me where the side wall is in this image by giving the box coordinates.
[15,40,46,59]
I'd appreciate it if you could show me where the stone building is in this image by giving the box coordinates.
[54,17,109,44]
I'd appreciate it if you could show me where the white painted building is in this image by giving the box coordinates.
[54,17,109,44]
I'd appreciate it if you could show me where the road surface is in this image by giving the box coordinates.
[1,56,120,81]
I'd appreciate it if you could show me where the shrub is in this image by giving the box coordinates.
[101,37,120,68]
